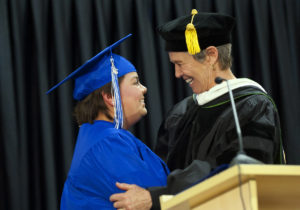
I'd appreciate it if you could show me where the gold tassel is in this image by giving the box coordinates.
[185,9,201,55]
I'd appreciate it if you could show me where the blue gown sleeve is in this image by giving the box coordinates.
[64,131,168,209]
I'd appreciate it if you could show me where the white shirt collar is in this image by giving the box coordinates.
[194,78,266,105]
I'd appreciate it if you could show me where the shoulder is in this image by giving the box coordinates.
[163,96,194,124]
[77,125,138,160]
[98,129,136,148]
[80,121,134,140]
[169,96,194,115]
[79,130,138,168]
[238,89,276,111]
[233,89,279,125]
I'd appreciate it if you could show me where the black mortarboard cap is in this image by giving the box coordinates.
[157,10,235,53]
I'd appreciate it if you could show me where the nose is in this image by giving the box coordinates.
[141,84,147,94]
[175,65,183,78]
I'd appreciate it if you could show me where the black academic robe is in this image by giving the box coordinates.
[149,85,283,209]
[155,86,283,171]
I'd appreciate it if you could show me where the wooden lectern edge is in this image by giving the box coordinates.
[160,164,241,209]
[160,195,174,202]
[160,164,300,210]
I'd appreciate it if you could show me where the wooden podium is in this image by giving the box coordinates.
[160,165,300,210]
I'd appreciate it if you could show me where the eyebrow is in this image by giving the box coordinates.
[130,76,139,81]
[170,59,183,64]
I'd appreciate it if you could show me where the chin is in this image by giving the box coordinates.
[192,87,205,94]
[129,110,147,126]
[143,108,147,115]
[192,89,201,94]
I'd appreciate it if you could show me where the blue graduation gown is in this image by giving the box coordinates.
[61,120,169,210]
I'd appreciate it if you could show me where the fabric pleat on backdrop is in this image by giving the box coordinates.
[0,0,299,209]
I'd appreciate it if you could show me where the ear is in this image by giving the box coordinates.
[205,46,219,65]
[102,91,114,107]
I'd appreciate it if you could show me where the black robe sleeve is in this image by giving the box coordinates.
[155,96,194,163]
[148,160,211,210]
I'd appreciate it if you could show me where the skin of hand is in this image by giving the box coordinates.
[109,182,152,210]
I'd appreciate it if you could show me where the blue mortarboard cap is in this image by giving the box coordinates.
[47,34,135,129]
[46,34,135,100]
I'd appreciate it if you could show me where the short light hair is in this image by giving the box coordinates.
[193,43,232,70]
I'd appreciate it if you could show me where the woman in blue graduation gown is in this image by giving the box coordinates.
[47,35,169,209]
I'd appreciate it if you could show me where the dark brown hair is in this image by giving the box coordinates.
[73,76,124,125]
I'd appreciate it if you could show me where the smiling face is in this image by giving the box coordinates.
[119,72,147,129]
[169,51,216,94]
